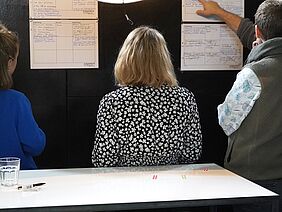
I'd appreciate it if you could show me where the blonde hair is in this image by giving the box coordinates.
[0,23,19,89]
[114,26,178,88]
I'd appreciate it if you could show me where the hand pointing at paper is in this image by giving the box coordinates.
[196,0,242,33]
[196,0,222,17]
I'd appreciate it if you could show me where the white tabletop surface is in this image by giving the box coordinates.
[0,163,278,210]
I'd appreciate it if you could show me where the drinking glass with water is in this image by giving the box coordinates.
[0,157,20,187]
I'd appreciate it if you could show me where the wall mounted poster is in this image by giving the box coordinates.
[29,0,99,69]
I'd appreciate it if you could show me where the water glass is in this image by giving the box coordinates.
[0,157,20,187]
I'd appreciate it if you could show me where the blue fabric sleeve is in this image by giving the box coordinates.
[16,94,46,156]
[217,68,261,136]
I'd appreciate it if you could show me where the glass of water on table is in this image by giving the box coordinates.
[0,157,20,187]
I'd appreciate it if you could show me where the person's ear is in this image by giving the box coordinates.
[255,25,265,41]
[7,59,12,69]
[7,58,14,74]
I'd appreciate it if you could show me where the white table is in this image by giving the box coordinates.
[0,163,279,211]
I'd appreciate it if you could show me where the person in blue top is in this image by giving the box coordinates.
[0,23,46,170]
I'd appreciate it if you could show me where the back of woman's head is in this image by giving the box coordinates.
[0,23,19,89]
[114,26,178,88]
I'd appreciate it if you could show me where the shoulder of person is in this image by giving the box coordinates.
[0,90,31,113]
[99,87,127,108]
[2,89,29,103]
[103,86,135,99]
[173,86,195,97]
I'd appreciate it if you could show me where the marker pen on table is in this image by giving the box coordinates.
[18,183,46,190]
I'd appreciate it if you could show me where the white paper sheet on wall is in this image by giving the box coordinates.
[29,0,99,69]
[29,0,98,19]
[182,0,244,22]
[181,24,243,71]
[30,20,99,69]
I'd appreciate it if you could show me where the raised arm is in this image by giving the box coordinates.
[196,0,242,32]
[196,0,256,49]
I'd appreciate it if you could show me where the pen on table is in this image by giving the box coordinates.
[18,182,46,190]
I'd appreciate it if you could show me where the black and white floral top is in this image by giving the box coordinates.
[92,85,202,167]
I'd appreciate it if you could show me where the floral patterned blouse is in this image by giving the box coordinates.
[92,85,202,167]
[218,67,261,136]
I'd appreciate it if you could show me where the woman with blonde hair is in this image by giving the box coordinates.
[0,23,46,169]
[92,26,202,167]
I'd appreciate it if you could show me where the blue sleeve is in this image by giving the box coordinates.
[217,68,261,136]
[16,95,46,156]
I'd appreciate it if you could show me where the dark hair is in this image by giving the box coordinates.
[0,24,19,89]
[255,0,282,40]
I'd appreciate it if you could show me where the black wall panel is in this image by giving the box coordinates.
[0,0,263,169]
[67,97,100,167]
